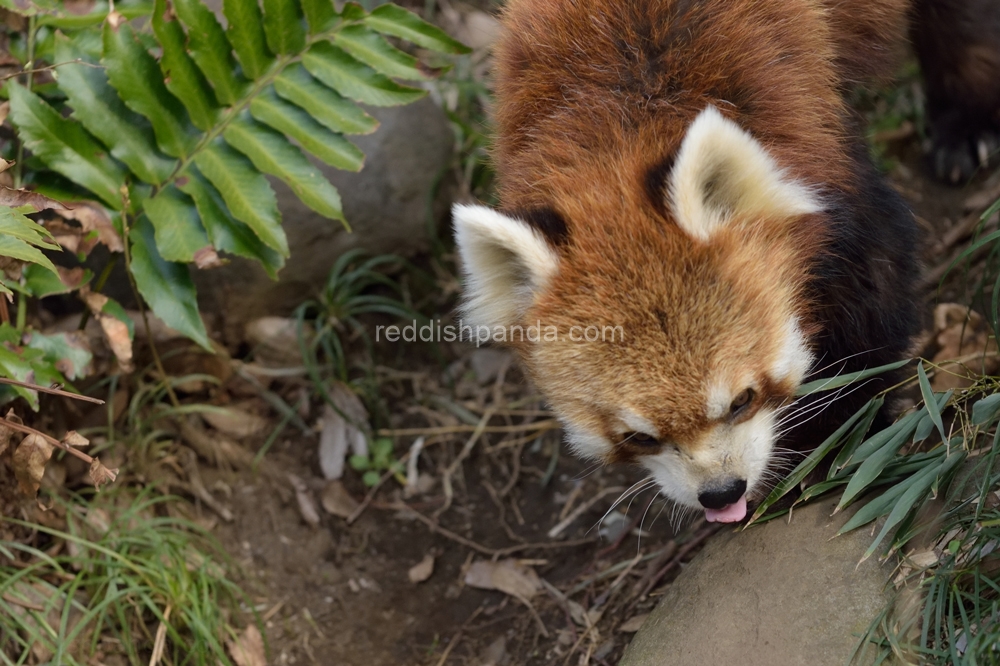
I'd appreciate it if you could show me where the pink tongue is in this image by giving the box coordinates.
[704,495,748,523]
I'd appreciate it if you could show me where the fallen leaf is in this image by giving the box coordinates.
[0,413,14,456]
[0,157,12,174]
[931,304,999,390]
[320,479,359,518]
[99,316,134,371]
[59,202,123,253]
[618,613,649,633]
[408,554,435,583]
[193,246,225,269]
[318,382,370,480]
[203,407,269,439]
[288,473,320,528]
[62,430,89,448]
[228,624,266,666]
[465,559,541,600]
[245,316,313,366]
[0,101,9,126]
[477,636,507,666]
[88,457,118,490]
[0,185,67,212]
[13,434,53,497]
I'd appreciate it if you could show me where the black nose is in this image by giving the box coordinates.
[698,478,747,510]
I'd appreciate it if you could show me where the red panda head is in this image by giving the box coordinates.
[454,107,825,523]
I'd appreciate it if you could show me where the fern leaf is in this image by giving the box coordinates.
[192,140,287,256]
[273,64,378,135]
[6,81,127,208]
[103,21,197,158]
[300,0,337,34]
[333,25,438,81]
[144,186,212,262]
[303,42,426,106]
[223,0,274,79]
[262,0,306,55]
[249,89,364,171]
[172,0,246,105]
[152,0,220,132]
[365,4,471,54]
[224,114,346,222]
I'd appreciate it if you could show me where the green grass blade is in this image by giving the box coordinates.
[917,361,947,443]
[795,358,909,397]
[223,0,274,79]
[222,114,346,223]
[6,81,127,208]
[364,4,471,54]
[129,215,211,350]
[152,0,220,131]
[192,139,288,256]
[173,0,246,105]
[273,63,378,135]
[53,35,176,185]
[143,185,211,262]
[249,87,364,171]
[178,166,285,278]
[303,41,426,106]
[262,0,306,55]
[333,24,437,81]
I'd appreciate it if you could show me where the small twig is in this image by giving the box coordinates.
[436,407,497,517]
[177,447,234,522]
[0,416,94,465]
[0,59,102,83]
[638,524,721,598]
[376,419,560,437]
[1,592,44,611]
[391,501,595,558]
[433,605,484,666]
[547,486,627,539]
[0,377,105,404]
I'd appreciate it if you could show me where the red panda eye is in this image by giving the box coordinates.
[624,431,659,446]
[730,389,755,414]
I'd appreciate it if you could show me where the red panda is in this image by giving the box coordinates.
[451,0,984,523]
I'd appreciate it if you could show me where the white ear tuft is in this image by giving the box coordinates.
[669,106,822,241]
[453,204,560,330]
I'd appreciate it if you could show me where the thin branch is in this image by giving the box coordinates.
[0,59,103,83]
[0,416,93,465]
[0,377,105,404]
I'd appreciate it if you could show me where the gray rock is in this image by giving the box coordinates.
[620,497,895,666]
[195,99,454,340]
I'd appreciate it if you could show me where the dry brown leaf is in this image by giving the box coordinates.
[203,408,269,439]
[464,559,541,600]
[228,624,266,666]
[618,613,649,633]
[244,316,314,366]
[0,414,14,456]
[62,430,89,448]
[320,479,359,518]
[0,157,12,174]
[82,295,135,373]
[0,101,9,126]
[930,304,1000,390]
[193,246,225,269]
[408,554,435,583]
[88,457,118,490]
[59,202,124,253]
[318,383,370,480]
[0,185,67,212]
[288,473,321,528]
[13,434,53,497]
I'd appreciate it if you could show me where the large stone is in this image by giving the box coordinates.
[195,99,454,340]
[620,497,895,666]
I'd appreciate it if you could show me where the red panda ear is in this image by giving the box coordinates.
[452,204,560,330]
[668,106,822,241]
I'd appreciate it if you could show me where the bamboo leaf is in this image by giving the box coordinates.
[917,361,947,443]
[839,407,924,471]
[143,185,211,262]
[365,4,471,54]
[223,0,274,79]
[223,115,346,223]
[54,36,176,185]
[971,392,1000,426]
[828,397,884,479]
[172,0,246,105]
[747,398,875,523]
[860,451,967,561]
[177,166,284,278]
[152,0,219,131]
[333,24,437,81]
[6,81,126,209]
[262,0,305,55]
[837,472,913,535]
[837,418,922,511]
[249,88,364,171]
[301,0,337,33]
[273,63,378,135]
[795,358,910,397]
[302,42,425,107]
[103,21,196,158]
[129,215,211,350]
[192,140,288,256]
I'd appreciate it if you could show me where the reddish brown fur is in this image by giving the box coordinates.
[486,0,911,463]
